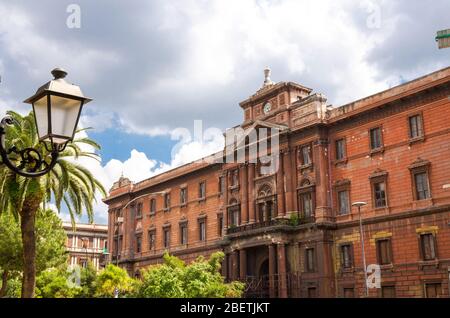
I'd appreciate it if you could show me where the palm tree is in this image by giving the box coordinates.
[0,110,106,297]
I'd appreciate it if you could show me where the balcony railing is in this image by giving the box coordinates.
[226,214,315,234]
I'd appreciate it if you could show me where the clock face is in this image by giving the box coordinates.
[263,102,272,114]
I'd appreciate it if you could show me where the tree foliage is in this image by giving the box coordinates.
[35,266,81,298]
[135,252,245,298]
[95,264,136,298]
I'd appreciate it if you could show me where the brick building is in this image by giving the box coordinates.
[104,67,450,298]
[63,222,108,271]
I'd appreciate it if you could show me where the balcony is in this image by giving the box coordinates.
[226,213,315,235]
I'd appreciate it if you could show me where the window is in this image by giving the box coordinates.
[299,192,313,218]
[300,144,312,166]
[370,127,383,150]
[337,190,350,215]
[150,199,156,215]
[340,244,353,269]
[343,288,354,298]
[376,239,392,265]
[217,214,223,236]
[373,181,387,208]
[148,230,156,250]
[425,283,442,298]
[420,233,436,261]
[305,248,316,272]
[79,258,88,268]
[136,202,143,218]
[199,181,206,199]
[381,285,396,298]
[180,188,187,206]
[164,193,171,210]
[414,172,430,200]
[199,219,206,241]
[163,227,170,249]
[307,287,317,298]
[231,170,239,186]
[180,223,188,245]
[135,235,142,253]
[408,114,424,139]
[219,176,225,194]
[335,138,346,161]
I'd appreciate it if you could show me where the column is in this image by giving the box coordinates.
[223,171,229,228]
[231,250,239,281]
[239,249,247,280]
[277,243,288,298]
[283,149,294,213]
[240,165,249,224]
[276,154,285,217]
[268,244,277,298]
[313,137,332,222]
[248,163,256,223]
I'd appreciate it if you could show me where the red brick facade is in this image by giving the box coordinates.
[104,67,450,298]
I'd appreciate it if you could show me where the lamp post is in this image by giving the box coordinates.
[0,68,91,177]
[352,201,368,297]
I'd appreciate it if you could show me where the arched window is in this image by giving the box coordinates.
[256,184,276,223]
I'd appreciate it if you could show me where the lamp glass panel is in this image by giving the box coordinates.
[50,95,82,143]
[33,96,49,140]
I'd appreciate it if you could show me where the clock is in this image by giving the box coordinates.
[263,102,272,114]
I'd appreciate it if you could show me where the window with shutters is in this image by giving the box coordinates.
[335,138,346,161]
[198,218,206,241]
[370,171,388,209]
[408,114,424,140]
[180,187,187,206]
[340,244,353,269]
[376,239,392,265]
[425,283,442,298]
[136,202,143,218]
[369,127,383,151]
[305,248,316,272]
[163,227,171,249]
[299,144,312,166]
[180,222,188,245]
[164,193,171,211]
[135,235,142,253]
[338,190,350,215]
[150,198,156,215]
[409,159,431,201]
[217,213,223,236]
[148,230,156,250]
[199,181,206,200]
[420,233,437,261]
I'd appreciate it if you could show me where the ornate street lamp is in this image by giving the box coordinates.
[0,68,91,177]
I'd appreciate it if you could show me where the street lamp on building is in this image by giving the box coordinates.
[352,201,368,297]
[0,68,91,177]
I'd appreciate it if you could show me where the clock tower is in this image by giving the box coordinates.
[239,68,328,131]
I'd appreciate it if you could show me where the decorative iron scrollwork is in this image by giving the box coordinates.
[0,116,60,177]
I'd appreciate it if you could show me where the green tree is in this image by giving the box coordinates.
[135,252,245,298]
[0,110,106,297]
[0,208,67,297]
[35,266,81,298]
[76,262,97,298]
[95,264,136,298]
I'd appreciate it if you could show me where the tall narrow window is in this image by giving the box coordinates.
[217,214,223,236]
[373,181,387,208]
[180,223,188,245]
[199,181,206,199]
[164,193,171,210]
[409,114,424,139]
[299,192,313,218]
[338,190,350,215]
[414,172,430,200]
[199,219,206,241]
[136,202,143,218]
[335,138,346,160]
[150,198,156,215]
[370,127,383,150]
[163,227,170,249]
[135,235,142,253]
[376,239,392,265]
[300,144,312,165]
[148,230,156,250]
[305,248,316,272]
[219,176,225,194]
[340,244,353,269]
[231,170,239,186]
[180,188,187,206]
[420,233,436,261]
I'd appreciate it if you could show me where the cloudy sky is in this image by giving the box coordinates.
[0,0,448,224]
